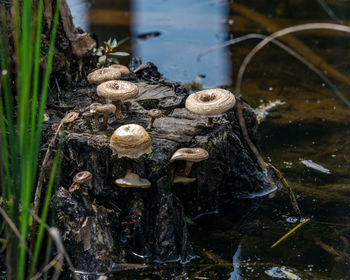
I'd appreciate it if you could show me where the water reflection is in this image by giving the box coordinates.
[67,0,231,86]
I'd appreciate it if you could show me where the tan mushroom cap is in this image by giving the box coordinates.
[185,88,236,117]
[110,124,152,158]
[148,109,163,118]
[97,80,139,101]
[170,147,209,163]
[73,171,93,184]
[90,103,116,114]
[114,171,151,189]
[87,68,121,84]
[109,64,130,75]
[62,111,79,124]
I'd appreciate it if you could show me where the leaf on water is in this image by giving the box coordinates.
[300,160,331,174]
[281,269,300,280]
[254,100,285,123]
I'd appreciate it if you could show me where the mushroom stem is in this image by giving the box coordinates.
[146,118,155,131]
[124,101,132,116]
[207,117,214,127]
[184,161,194,176]
[112,100,124,120]
[93,112,99,128]
[100,113,109,130]
[83,112,92,130]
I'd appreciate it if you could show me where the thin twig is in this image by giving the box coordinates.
[31,254,62,280]
[235,23,350,108]
[30,211,79,280]
[30,121,63,250]
[267,164,301,217]
[0,206,32,257]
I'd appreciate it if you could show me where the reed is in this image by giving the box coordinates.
[0,0,61,279]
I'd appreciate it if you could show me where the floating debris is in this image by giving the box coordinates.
[137,31,161,40]
[255,100,285,123]
[265,266,300,280]
[271,219,310,248]
[300,159,331,174]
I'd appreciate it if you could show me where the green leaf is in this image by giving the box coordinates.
[109,57,119,64]
[98,55,107,65]
[111,38,117,47]
[109,51,129,57]
[185,216,196,225]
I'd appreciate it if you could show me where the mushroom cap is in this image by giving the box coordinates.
[148,109,163,119]
[97,80,139,102]
[185,88,236,117]
[62,111,79,124]
[114,171,151,189]
[89,103,116,114]
[89,103,102,113]
[170,147,209,163]
[73,171,93,184]
[108,64,130,75]
[110,124,152,158]
[87,68,121,84]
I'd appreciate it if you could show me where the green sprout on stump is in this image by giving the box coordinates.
[93,37,130,67]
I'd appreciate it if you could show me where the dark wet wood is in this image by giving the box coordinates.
[51,62,272,272]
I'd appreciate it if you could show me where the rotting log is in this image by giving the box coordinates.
[50,61,273,273]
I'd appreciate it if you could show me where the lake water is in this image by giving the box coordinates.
[67,0,350,278]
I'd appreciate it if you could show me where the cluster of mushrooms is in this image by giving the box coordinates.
[72,64,236,189]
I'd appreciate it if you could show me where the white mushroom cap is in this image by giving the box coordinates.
[108,64,130,75]
[170,147,209,163]
[97,80,139,102]
[87,68,121,84]
[114,171,151,189]
[185,88,236,117]
[110,124,152,158]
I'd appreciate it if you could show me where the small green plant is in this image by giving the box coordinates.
[93,37,130,67]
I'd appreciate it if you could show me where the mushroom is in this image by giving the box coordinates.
[110,124,152,190]
[146,109,162,131]
[87,67,121,84]
[185,88,236,126]
[83,111,93,130]
[114,169,151,189]
[109,64,130,75]
[89,103,116,130]
[110,124,152,158]
[69,171,93,192]
[97,80,138,120]
[170,147,209,176]
[62,111,79,130]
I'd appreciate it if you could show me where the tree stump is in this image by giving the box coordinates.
[51,62,272,273]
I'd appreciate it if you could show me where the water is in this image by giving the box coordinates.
[67,0,350,278]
